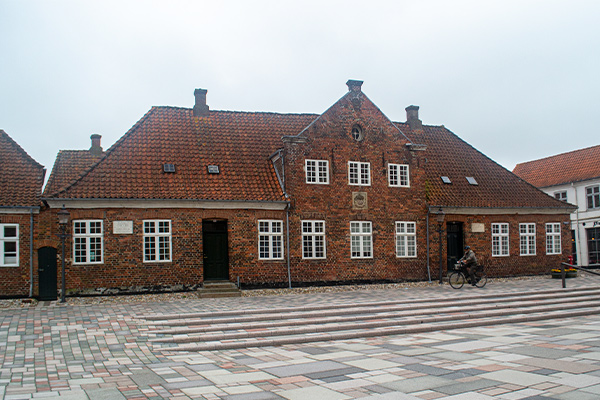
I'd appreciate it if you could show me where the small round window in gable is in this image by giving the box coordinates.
[351,124,364,142]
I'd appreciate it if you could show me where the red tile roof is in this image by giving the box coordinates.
[513,144,600,188]
[0,130,45,207]
[46,96,571,212]
[43,150,104,196]
[401,124,573,210]
[48,108,318,201]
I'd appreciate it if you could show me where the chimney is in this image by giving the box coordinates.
[193,88,209,117]
[346,80,363,92]
[405,105,423,130]
[90,134,102,156]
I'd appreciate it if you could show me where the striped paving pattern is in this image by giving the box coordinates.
[142,286,600,351]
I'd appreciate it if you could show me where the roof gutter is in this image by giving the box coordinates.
[427,205,576,215]
[44,198,289,210]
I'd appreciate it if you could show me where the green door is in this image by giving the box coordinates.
[203,220,229,281]
[38,246,57,301]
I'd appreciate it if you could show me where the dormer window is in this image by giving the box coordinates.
[466,177,478,185]
[163,163,175,173]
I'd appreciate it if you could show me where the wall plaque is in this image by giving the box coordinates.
[113,221,133,234]
[471,223,485,233]
[352,192,368,210]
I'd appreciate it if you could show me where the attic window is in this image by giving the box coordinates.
[466,177,478,185]
[208,165,220,174]
[351,124,364,142]
[441,176,451,184]
[163,163,175,173]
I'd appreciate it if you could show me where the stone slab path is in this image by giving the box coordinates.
[2,276,600,399]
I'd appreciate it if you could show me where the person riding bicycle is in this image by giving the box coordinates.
[459,246,478,286]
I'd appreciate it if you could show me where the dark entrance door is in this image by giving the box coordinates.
[203,220,229,281]
[38,246,57,301]
[446,222,464,271]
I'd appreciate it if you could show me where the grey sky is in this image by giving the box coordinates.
[1,0,599,184]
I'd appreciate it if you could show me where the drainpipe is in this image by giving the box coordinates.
[426,210,431,282]
[286,204,292,289]
[29,208,34,298]
[573,182,582,264]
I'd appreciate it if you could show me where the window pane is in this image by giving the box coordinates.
[3,226,17,238]
[145,237,156,261]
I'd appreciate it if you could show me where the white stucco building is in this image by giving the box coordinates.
[514,145,600,266]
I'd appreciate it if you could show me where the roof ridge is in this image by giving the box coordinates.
[515,143,600,168]
[0,129,45,171]
[47,108,156,198]
[155,105,320,117]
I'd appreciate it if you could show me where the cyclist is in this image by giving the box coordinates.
[459,246,478,286]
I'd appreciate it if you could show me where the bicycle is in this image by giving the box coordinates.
[448,262,487,289]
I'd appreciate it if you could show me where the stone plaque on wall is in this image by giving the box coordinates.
[113,221,133,234]
[471,223,485,233]
[352,192,368,210]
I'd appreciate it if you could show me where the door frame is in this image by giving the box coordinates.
[38,246,58,301]
[446,222,464,271]
[202,219,229,281]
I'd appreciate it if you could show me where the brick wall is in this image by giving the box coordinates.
[283,90,430,284]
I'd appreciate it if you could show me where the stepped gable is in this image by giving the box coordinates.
[513,144,600,188]
[0,129,45,207]
[49,107,318,201]
[400,123,574,210]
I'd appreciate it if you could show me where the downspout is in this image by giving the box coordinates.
[426,208,431,282]
[573,182,581,264]
[286,204,292,289]
[29,208,34,298]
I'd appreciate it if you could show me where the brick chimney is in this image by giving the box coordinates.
[90,134,102,156]
[346,80,363,92]
[193,88,210,117]
[405,105,423,130]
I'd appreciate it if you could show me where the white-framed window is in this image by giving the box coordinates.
[350,221,372,258]
[348,161,371,186]
[546,223,561,255]
[143,220,172,262]
[258,220,283,260]
[302,220,326,259]
[73,220,103,264]
[305,160,329,184]
[492,223,509,257]
[519,223,536,256]
[587,185,600,209]
[554,191,567,202]
[395,221,416,257]
[389,164,410,187]
[0,224,18,267]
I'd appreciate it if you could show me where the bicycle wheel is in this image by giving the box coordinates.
[474,272,487,288]
[448,271,465,289]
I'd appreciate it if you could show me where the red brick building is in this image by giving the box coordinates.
[0,130,45,297]
[35,80,574,296]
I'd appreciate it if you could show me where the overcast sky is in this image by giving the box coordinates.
[1,0,599,184]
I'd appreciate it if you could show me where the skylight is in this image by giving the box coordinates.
[441,176,451,184]
[208,165,220,174]
[466,177,478,185]
[163,163,175,173]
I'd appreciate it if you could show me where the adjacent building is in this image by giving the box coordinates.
[37,80,574,295]
[0,130,45,297]
[513,145,600,266]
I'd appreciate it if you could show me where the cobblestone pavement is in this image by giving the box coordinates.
[2,276,600,399]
